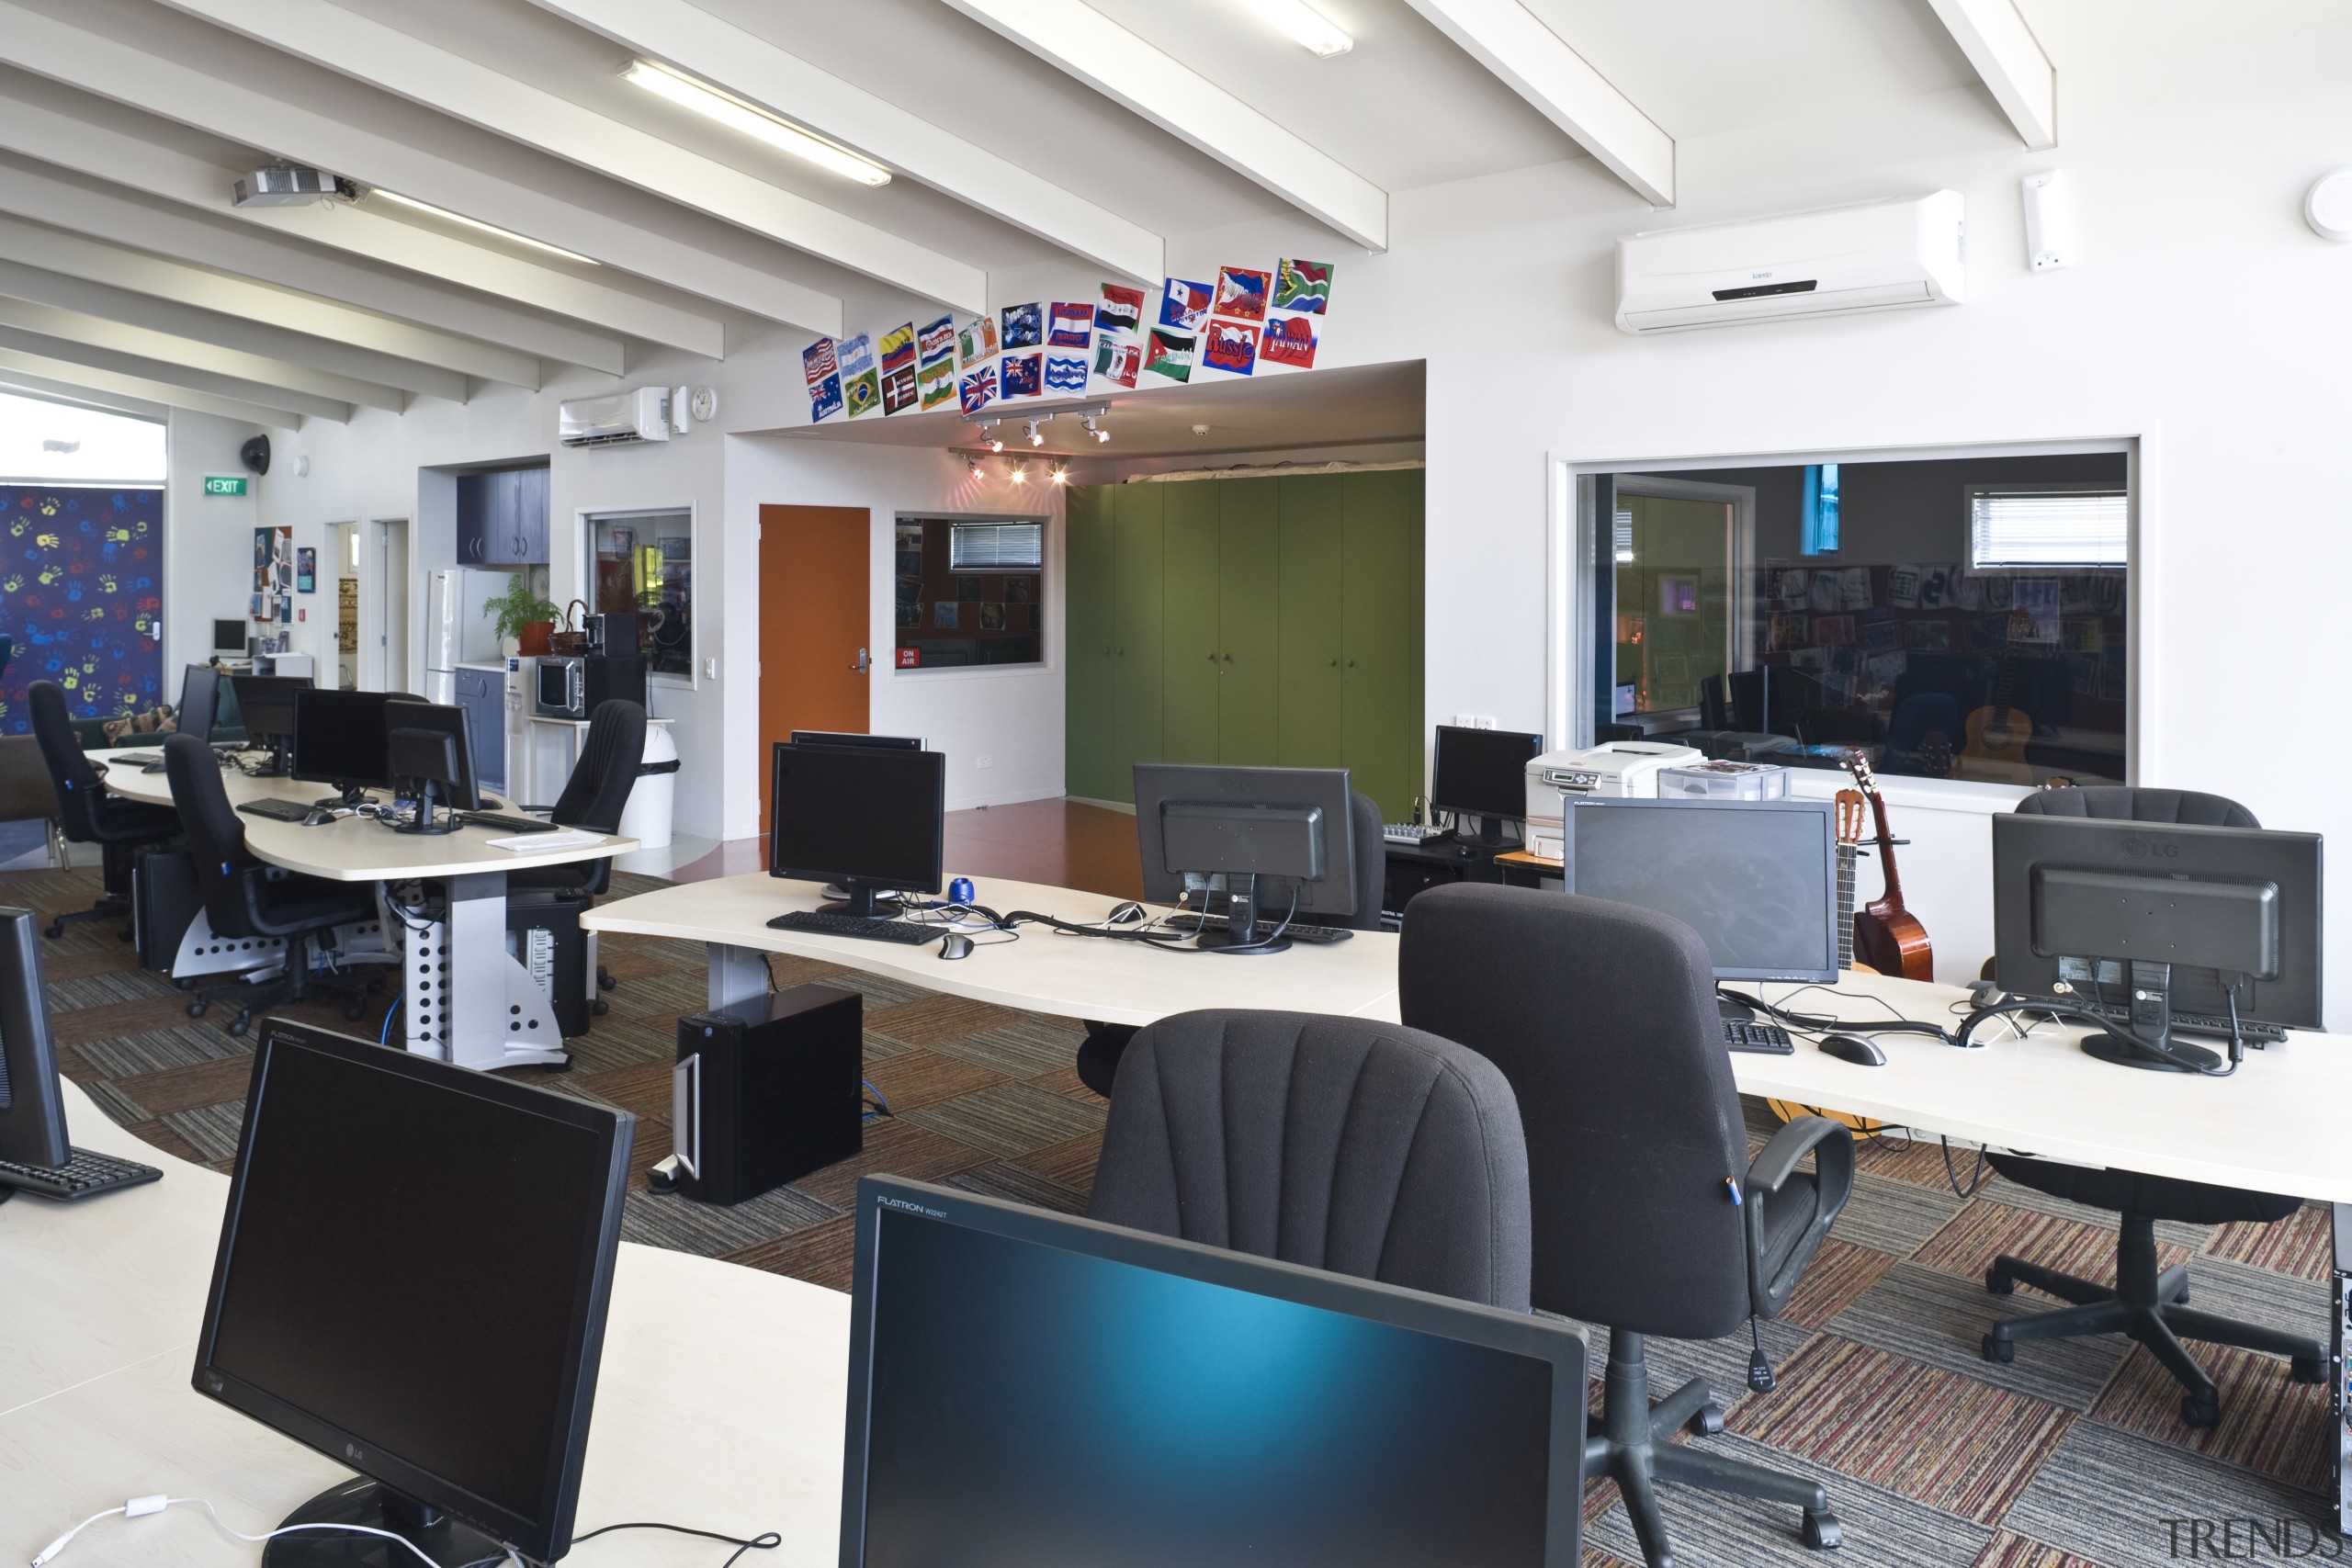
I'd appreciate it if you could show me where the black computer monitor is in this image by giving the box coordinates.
[193,1021,631,1565]
[789,730,922,750]
[1992,814,2323,1071]
[769,739,945,918]
[386,700,480,833]
[291,689,398,804]
[1432,726,1545,844]
[841,1175,1587,1567]
[212,617,248,659]
[0,907,70,1175]
[227,673,310,773]
[1133,763,1356,952]
[175,664,220,744]
[1557,797,1839,987]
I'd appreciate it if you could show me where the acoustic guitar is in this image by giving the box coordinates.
[1961,609,2037,784]
[1834,789,1870,973]
[1842,751,1935,982]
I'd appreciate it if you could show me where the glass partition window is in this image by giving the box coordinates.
[895,514,1045,670]
[1597,452,2131,787]
[589,510,691,678]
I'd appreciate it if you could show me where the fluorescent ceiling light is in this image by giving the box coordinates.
[1236,0,1352,56]
[369,189,599,265]
[622,59,892,187]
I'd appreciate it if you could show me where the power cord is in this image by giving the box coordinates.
[569,1519,782,1568]
[31,1495,479,1568]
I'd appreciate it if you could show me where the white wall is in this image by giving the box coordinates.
[723,434,1067,836]
[162,409,266,680]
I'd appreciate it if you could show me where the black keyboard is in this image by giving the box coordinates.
[107,751,164,767]
[458,812,558,833]
[0,1146,164,1201]
[767,910,942,945]
[1724,1020,1795,1055]
[237,798,316,822]
[1164,913,1354,945]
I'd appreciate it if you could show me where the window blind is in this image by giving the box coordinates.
[949,521,1044,570]
[1968,488,2127,569]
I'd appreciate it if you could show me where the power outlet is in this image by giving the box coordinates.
[1453,714,1498,729]
[975,753,994,770]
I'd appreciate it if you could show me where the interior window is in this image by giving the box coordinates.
[589,510,692,677]
[895,514,1046,670]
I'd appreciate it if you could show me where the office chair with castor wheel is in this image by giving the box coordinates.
[27,681,181,942]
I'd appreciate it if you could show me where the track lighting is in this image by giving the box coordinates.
[965,454,983,476]
[1024,419,1044,447]
[975,418,1004,453]
[1007,457,1027,484]
[1049,462,1069,485]
[1081,414,1108,445]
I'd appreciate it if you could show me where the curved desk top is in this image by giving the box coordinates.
[1,1077,849,1565]
[581,872,1401,1032]
[98,750,633,883]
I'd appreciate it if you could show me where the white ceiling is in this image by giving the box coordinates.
[0,0,2332,428]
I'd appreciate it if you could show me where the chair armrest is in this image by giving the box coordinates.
[1743,1114,1856,1320]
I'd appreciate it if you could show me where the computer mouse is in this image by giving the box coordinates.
[302,808,337,828]
[1817,1032,1887,1066]
[1105,901,1148,925]
[938,932,974,960]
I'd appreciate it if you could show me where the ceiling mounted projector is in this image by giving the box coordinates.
[232,164,352,208]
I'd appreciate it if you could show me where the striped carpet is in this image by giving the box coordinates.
[5,864,2338,1567]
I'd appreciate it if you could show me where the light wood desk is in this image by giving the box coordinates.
[582,872,1401,1028]
[1,1078,850,1567]
[99,753,633,1071]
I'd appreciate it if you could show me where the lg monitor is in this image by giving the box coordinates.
[1133,763,1356,951]
[1432,726,1546,844]
[1556,796,1839,988]
[212,617,248,659]
[194,1020,631,1565]
[226,673,311,773]
[291,688,398,803]
[790,730,922,750]
[175,664,220,744]
[0,905,161,1200]
[769,739,945,918]
[841,1175,1588,1568]
[1992,813,2323,1070]
[386,700,481,832]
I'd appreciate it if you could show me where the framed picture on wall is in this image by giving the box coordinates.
[296,547,316,593]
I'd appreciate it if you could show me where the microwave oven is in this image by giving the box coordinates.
[535,653,649,720]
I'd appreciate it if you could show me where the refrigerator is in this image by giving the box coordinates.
[424,568,510,705]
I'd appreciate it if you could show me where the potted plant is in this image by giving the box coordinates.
[487,573,562,657]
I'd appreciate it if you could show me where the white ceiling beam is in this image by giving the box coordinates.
[0,15,771,352]
[0,151,621,375]
[1396,0,1673,206]
[935,0,1387,252]
[1922,0,2056,150]
[0,220,538,389]
[0,261,468,403]
[524,0,1163,284]
[148,0,979,314]
[0,332,346,424]
[0,370,169,423]
[0,355,284,427]
[0,297,403,412]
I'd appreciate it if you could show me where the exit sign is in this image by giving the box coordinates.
[203,475,247,496]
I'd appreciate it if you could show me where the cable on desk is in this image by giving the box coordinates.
[1726,986,1957,1044]
[31,1496,455,1568]
[569,1519,782,1568]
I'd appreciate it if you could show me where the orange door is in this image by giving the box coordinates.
[758,505,871,770]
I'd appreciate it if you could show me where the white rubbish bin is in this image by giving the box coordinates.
[618,723,679,850]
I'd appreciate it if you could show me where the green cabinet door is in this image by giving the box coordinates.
[1159,481,1221,764]
[1217,478,1281,764]
[1276,476,1345,771]
[1340,469,1425,820]
[1063,486,1121,801]
[1110,483,1165,802]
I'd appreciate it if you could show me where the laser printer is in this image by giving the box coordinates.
[1523,741,1703,860]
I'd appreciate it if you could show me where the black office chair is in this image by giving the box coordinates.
[1400,884,1853,1565]
[163,734,377,1037]
[27,680,180,941]
[508,700,646,1014]
[1981,784,2324,1427]
[1073,789,1390,1098]
[1089,1009,1531,1309]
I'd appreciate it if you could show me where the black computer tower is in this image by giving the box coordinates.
[134,847,201,971]
[673,984,862,1205]
[506,891,592,1037]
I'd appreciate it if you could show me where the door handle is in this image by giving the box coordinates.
[850,648,871,673]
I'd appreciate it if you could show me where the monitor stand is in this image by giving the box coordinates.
[2080,960,2222,1074]
[1458,815,1511,851]
[1195,875,1289,955]
[1716,992,1758,1024]
[820,882,899,919]
[391,781,460,836]
[262,1479,502,1566]
[315,784,373,810]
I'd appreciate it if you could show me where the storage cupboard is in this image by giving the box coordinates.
[1065,469,1423,818]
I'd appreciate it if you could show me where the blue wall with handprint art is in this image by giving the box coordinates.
[0,485,164,733]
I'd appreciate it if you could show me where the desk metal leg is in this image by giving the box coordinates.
[401,872,569,1072]
[708,942,767,1010]
[2335,1202,2349,1537]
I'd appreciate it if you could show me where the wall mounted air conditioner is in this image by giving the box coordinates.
[1614,190,1965,333]
[558,386,676,447]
